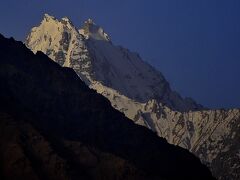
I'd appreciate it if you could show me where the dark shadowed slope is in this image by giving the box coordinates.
[0,34,214,180]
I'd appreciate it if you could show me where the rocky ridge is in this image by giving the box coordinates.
[0,33,214,180]
[25,14,240,179]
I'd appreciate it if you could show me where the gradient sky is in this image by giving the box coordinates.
[1,0,240,109]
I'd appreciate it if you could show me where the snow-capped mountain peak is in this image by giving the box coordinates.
[79,18,110,41]
[61,16,71,22]
[43,13,56,21]
[25,14,91,78]
[60,16,75,27]
[25,14,240,179]
[86,18,95,24]
[26,14,201,111]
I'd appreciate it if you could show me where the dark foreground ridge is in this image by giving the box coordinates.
[0,34,215,180]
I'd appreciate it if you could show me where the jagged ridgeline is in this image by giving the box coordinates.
[25,14,240,180]
[26,14,202,111]
[0,34,215,179]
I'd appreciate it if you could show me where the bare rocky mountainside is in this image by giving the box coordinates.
[25,14,240,179]
[0,34,215,180]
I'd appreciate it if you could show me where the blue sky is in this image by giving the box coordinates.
[1,0,240,108]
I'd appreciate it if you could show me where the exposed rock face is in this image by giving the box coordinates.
[91,83,240,179]
[26,14,93,83]
[26,14,202,111]
[0,34,214,180]
[25,14,240,179]
[138,102,240,180]
[80,18,111,41]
